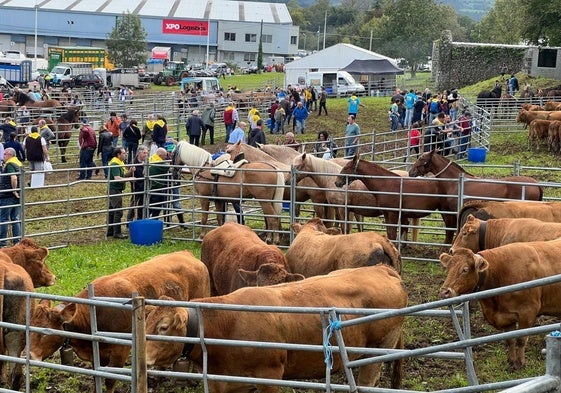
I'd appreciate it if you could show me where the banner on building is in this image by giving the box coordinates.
[162,19,208,35]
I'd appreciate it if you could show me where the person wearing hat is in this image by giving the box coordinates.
[185,109,204,146]
[77,118,97,180]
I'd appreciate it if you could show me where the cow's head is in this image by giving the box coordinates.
[238,263,305,287]
[29,300,66,361]
[145,295,188,367]
[2,238,56,287]
[450,214,481,254]
[291,218,336,236]
[439,248,489,299]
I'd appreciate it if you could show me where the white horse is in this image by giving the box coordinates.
[174,141,285,244]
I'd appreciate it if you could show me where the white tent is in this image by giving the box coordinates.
[284,43,401,93]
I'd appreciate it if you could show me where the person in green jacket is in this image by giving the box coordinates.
[108,147,134,239]
[148,147,170,218]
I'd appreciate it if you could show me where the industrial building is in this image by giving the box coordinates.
[0,0,299,67]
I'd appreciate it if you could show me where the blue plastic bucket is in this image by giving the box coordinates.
[129,219,163,246]
[467,147,487,163]
[282,202,290,212]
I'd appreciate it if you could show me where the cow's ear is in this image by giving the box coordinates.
[301,152,307,160]
[439,253,452,268]
[286,273,305,282]
[60,303,76,322]
[145,305,156,318]
[38,299,52,308]
[172,309,188,330]
[467,214,475,222]
[238,268,257,286]
[325,227,341,235]
[474,255,489,272]
[291,222,303,234]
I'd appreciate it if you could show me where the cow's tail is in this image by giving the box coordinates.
[390,331,404,389]
[380,240,402,275]
[272,171,284,215]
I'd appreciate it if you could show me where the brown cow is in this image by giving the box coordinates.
[528,119,552,150]
[439,243,561,369]
[516,109,551,128]
[1,238,55,287]
[201,222,303,295]
[543,100,561,111]
[520,103,543,111]
[458,200,561,229]
[285,218,402,275]
[145,264,408,392]
[452,214,561,253]
[0,260,35,390]
[547,120,561,152]
[29,251,210,393]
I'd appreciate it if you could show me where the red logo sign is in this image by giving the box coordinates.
[162,19,208,35]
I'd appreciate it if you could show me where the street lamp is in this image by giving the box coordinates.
[302,33,306,51]
[67,20,74,45]
[316,28,320,51]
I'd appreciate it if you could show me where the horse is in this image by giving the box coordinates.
[54,107,82,163]
[0,100,16,117]
[227,142,333,223]
[335,155,457,244]
[173,141,285,244]
[12,90,62,116]
[408,150,543,229]
[476,84,502,114]
[292,152,421,239]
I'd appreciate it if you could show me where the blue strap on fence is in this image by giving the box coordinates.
[324,317,342,369]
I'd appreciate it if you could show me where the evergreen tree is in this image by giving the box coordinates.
[106,12,147,68]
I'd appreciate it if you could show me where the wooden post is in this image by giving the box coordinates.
[132,296,147,393]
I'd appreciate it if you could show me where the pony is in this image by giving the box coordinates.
[173,141,285,244]
[335,154,457,244]
[408,149,543,222]
[476,84,502,114]
[227,142,333,223]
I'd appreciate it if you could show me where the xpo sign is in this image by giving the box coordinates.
[162,19,209,35]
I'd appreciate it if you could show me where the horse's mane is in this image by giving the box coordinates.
[305,154,341,174]
[59,109,79,123]
[430,153,472,176]
[360,159,399,176]
[177,141,212,167]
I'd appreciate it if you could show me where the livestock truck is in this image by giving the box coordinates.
[0,59,32,85]
[47,46,113,71]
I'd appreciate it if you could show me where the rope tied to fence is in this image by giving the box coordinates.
[324,316,342,369]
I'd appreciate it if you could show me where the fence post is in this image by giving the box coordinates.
[545,333,561,379]
[132,296,147,393]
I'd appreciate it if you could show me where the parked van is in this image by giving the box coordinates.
[180,76,221,94]
[306,71,365,96]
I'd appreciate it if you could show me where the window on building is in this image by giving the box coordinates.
[243,53,256,62]
[224,32,236,42]
[44,36,58,45]
[245,34,257,43]
[290,36,297,45]
[76,38,92,47]
[262,34,272,44]
[223,51,235,61]
[10,34,25,44]
[538,48,557,68]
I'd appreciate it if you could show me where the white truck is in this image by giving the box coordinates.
[49,62,93,88]
[285,70,365,96]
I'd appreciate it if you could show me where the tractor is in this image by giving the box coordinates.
[153,61,191,86]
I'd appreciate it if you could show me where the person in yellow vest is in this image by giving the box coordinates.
[0,147,22,246]
[107,147,134,239]
[142,114,157,147]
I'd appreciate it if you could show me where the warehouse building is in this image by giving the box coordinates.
[0,0,299,67]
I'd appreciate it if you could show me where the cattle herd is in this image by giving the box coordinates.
[2,197,561,391]
[516,100,561,152]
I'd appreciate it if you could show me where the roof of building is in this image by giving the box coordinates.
[284,44,397,70]
[3,0,292,24]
